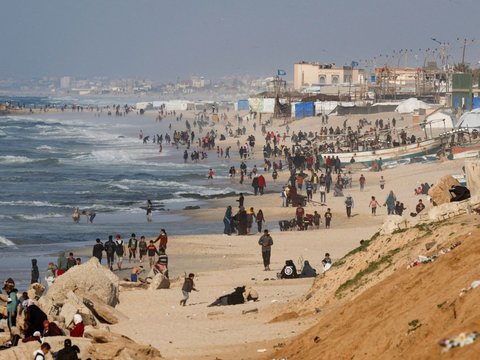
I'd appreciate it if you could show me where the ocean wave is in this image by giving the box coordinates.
[0,200,64,208]
[0,130,6,137]
[0,236,17,248]
[0,155,32,164]
[0,155,59,165]
[109,183,130,190]
[174,186,243,199]
[36,145,58,151]
[16,213,64,221]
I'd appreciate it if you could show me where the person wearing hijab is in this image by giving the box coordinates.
[70,314,85,337]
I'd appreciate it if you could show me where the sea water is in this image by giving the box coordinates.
[0,99,241,288]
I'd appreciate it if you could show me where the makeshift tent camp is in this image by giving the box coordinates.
[395,98,431,114]
[424,109,456,129]
[457,108,480,128]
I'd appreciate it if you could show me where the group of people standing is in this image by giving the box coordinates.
[92,229,169,276]
[223,203,266,236]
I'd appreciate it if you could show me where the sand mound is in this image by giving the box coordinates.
[271,214,480,359]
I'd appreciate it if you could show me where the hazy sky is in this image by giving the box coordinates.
[2,0,479,81]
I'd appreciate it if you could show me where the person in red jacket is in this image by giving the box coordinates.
[257,174,266,195]
[70,314,84,337]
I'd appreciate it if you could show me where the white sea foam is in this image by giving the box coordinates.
[0,236,17,248]
[0,155,33,164]
[18,213,64,220]
[36,145,57,151]
[0,200,64,208]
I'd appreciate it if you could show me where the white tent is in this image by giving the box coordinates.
[395,98,431,114]
[424,109,456,129]
[457,108,480,128]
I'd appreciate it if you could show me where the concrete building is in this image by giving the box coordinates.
[60,76,71,90]
[293,62,365,90]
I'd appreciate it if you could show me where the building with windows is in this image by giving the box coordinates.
[293,61,365,90]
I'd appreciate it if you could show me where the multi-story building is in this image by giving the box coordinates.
[60,76,71,89]
[293,61,365,90]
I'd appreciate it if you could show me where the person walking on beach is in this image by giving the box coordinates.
[114,234,125,270]
[128,234,138,263]
[359,174,366,191]
[369,196,380,216]
[345,195,354,218]
[256,209,265,233]
[138,236,147,262]
[146,200,153,222]
[313,211,321,229]
[180,273,198,306]
[92,238,104,263]
[296,203,305,230]
[246,207,256,234]
[104,235,116,271]
[236,193,244,208]
[325,208,332,228]
[258,229,273,271]
[384,191,397,215]
[154,229,168,251]
[319,183,327,204]
[257,174,266,195]
[223,206,232,235]
[306,180,313,202]
[252,176,259,195]
[147,240,159,268]
[31,259,39,284]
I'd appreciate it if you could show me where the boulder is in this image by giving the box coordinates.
[85,329,163,360]
[0,336,92,360]
[119,281,148,290]
[465,159,480,197]
[428,175,460,206]
[28,283,45,300]
[148,273,170,290]
[39,257,119,314]
[75,290,128,324]
[379,215,409,235]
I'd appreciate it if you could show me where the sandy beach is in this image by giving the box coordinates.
[66,109,467,359]
[1,106,472,360]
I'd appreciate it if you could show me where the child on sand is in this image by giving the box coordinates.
[180,273,198,306]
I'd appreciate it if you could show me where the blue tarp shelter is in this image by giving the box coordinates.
[295,102,314,119]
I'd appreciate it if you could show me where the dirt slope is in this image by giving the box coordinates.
[271,215,480,359]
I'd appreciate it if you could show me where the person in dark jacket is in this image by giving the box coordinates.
[236,193,244,208]
[23,304,48,337]
[180,273,198,306]
[251,176,259,195]
[31,259,40,284]
[299,260,317,278]
[56,339,79,360]
[103,235,116,271]
[223,206,232,235]
[279,260,298,279]
[449,185,471,202]
[208,286,246,307]
[92,238,104,263]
